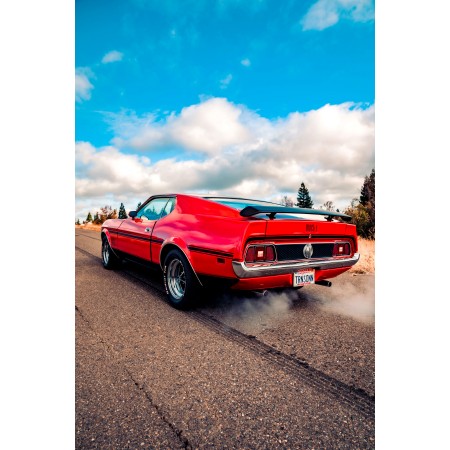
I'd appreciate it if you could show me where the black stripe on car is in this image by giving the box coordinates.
[188,246,234,258]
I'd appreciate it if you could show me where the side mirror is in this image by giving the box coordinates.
[129,211,137,218]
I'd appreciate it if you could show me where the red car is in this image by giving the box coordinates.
[101,194,360,309]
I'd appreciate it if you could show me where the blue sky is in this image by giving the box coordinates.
[75,0,375,219]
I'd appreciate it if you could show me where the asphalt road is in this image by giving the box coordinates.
[76,229,375,449]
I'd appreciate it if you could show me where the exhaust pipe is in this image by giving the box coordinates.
[315,280,332,287]
[253,290,269,297]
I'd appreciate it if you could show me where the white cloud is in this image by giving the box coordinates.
[76,142,153,196]
[110,97,251,154]
[169,97,249,152]
[76,98,374,219]
[241,58,251,67]
[75,68,94,102]
[101,50,124,64]
[301,0,374,31]
[220,73,233,89]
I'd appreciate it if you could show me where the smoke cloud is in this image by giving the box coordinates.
[304,274,375,323]
[203,290,298,335]
[202,274,374,335]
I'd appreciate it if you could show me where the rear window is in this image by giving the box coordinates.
[205,197,282,211]
[205,197,309,220]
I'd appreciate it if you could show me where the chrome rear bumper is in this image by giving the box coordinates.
[232,253,360,278]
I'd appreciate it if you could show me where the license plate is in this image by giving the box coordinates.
[293,269,315,287]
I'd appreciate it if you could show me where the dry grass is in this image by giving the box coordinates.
[75,224,375,274]
[76,223,102,231]
[350,238,375,274]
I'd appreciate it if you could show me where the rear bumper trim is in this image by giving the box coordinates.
[232,253,360,278]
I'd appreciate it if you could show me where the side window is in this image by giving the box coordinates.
[137,198,169,220]
[160,197,176,218]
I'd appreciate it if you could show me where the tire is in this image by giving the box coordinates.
[102,236,119,269]
[163,249,200,310]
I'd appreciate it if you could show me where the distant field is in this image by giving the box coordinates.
[76,223,102,231]
[350,238,375,274]
[76,225,374,274]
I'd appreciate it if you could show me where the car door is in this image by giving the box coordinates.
[115,197,170,262]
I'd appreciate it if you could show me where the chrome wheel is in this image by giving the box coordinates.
[167,258,186,300]
[101,236,118,269]
[163,249,200,309]
[102,240,110,265]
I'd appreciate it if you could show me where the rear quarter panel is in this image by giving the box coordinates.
[152,195,266,278]
[154,213,265,278]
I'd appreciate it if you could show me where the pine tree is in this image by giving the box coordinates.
[136,202,142,210]
[118,203,128,219]
[93,212,101,225]
[344,169,375,239]
[86,211,93,223]
[76,218,81,225]
[360,169,375,206]
[360,169,375,238]
[296,182,314,208]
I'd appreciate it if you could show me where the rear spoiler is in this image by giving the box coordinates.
[240,205,352,222]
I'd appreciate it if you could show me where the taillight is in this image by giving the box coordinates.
[266,245,275,261]
[245,245,276,263]
[245,246,256,262]
[333,242,351,257]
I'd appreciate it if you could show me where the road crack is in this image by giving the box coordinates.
[126,369,192,450]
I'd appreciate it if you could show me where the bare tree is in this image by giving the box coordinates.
[280,195,295,207]
[99,205,117,223]
[320,201,335,211]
